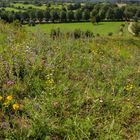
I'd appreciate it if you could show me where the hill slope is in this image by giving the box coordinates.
[0,22,140,139]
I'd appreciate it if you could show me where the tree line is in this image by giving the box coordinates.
[0,3,140,24]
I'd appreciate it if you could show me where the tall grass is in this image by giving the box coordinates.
[0,22,140,139]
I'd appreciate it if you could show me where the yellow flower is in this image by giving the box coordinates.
[6,95,13,101]
[13,103,20,110]
[3,101,9,107]
[124,84,133,91]
[49,79,54,84]
[47,79,55,85]
[0,96,3,101]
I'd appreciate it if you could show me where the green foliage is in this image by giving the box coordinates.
[91,16,96,24]
[131,22,140,36]
[0,2,140,24]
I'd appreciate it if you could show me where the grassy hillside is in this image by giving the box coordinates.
[0,21,140,139]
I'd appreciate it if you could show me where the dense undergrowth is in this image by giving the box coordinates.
[0,21,140,140]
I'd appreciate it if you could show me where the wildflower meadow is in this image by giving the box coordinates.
[0,21,140,139]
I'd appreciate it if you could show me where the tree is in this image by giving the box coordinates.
[74,3,81,9]
[81,3,94,11]
[14,12,22,21]
[44,10,50,22]
[21,12,30,22]
[82,10,90,21]
[94,3,101,12]
[59,10,66,22]
[50,10,59,23]
[67,4,73,10]
[91,16,96,24]
[36,10,44,22]
[114,8,123,20]
[46,3,51,8]
[106,8,115,20]
[124,7,136,20]
[0,11,9,22]
[62,6,66,11]
[67,10,74,22]
[7,12,15,22]
[98,4,110,20]
[91,16,100,24]
[135,10,140,19]
[90,9,98,18]
[29,10,36,21]
[74,10,82,21]
[96,16,100,24]
[131,22,140,36]
[99,8,106,20]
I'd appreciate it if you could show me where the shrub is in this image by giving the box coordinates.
[108,32,113,36]
[73,29,82,39]
[131,22,140,36]
[84,30,94,38]
[50,28,62,39]
[121,23,125,27]
[96,33,100,37]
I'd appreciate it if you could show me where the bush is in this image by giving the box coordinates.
[84,30,94,38]
[50,28,62,39]
[131,22,140,36]
[108,32,113,36]
[96,33,100,37]
[121,23,125,27]
[12,20,22,27]
[120,27,123,32]
[73,29,82,39]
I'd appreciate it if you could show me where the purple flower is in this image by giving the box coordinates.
[6,80,15,86]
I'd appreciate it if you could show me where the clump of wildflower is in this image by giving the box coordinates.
[3,101,9,107]
[6,80,15,86]
[46,74,55,86]
[53,101,60,109]
[13,103,20,111]
[124,84,133,91]
[47,79,55,85]
[0,96,3,101]
[6,95,13,101]
[99,97,104,103]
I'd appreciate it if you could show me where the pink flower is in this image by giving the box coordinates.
[6,80,15,86]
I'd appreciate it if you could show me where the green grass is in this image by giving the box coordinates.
[12,3,63,10]
[12,2,72,10]
[50,4,63,9]
[26,22,130,36]
[0,7,23,12]
[0,21,140,139]
[12,3,47,10]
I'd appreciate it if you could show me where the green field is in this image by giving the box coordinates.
[12,3,64,10]
[12,3,47,10]
[26,22,130,36]
[0,7,24,12]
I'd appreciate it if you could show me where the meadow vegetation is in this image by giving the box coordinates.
[0,21,140,139]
